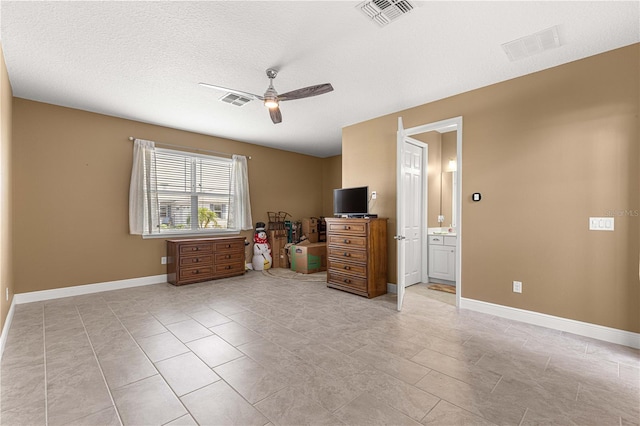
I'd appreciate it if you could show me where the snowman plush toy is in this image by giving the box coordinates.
[252,222,272,270]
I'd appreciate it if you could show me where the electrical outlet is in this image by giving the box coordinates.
[161,256,168,265]
[371,191,377,200]
[513,281,522,293]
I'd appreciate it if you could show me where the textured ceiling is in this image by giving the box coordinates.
[1,1,638,157]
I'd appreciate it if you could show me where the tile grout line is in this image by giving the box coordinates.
[42,304,48,426]
[105,302,194,421]
[75,305,124,426]
[490,375,503,394]
[517,407,529,426]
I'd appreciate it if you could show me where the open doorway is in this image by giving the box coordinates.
[396,117,462,311]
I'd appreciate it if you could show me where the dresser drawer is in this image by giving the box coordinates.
[215,252,241,264]
[328,260,367,277]
[214,240,245,252]
[180,243,213,255]
[327,246,368,262]
[178,266,213,282]
[214,262,244,275]
[328,234,367,249]
[327,221,367,236]
[327,271,367,292]
[179,255,212,267]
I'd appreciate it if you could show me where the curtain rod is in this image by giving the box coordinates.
[128,136,251,160]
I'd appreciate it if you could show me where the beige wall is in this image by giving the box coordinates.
[12,99,335,293]
[322,155,342,217]
[0,45,13,331]
[343,44,639,333]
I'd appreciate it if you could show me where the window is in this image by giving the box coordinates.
[155,148,232,232]
[129,139,252,237]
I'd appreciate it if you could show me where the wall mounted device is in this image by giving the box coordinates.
[472,193,482,202]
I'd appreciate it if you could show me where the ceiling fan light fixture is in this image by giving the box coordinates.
[264,98,279,109]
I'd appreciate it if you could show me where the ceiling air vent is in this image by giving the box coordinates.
[357,0,415,27]
[220,93,252,107]
[502,26,561,61]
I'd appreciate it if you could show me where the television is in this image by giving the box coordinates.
[333,186,369,217]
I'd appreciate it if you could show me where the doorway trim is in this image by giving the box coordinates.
[396,116,463,309]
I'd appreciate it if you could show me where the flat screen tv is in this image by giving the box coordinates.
[333,186,368,217]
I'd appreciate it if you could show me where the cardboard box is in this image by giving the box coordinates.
[302,217,319,243]
[268,230,288,268]
[279,248,290,268]
[290,242,326,274]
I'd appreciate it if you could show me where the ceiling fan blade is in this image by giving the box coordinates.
[278,83,333,101]
[198,82,263,101]
[269,106,282,124]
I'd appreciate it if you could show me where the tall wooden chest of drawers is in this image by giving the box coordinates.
[167,236,245,286]
[325,218,388,298]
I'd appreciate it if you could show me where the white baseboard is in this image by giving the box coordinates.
[459,297,640,349]
[387,283,639,349]
[0,297,16,360]
[13,274,168,305]
[1,274,167,359]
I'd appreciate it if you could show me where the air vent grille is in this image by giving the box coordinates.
[357,0,414,27]
[220,93,252,107]
[502,26,561,61]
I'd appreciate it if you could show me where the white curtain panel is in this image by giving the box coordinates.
[129,139,160,235]
[230,154,253,231]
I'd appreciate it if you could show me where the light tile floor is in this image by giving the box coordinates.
[1,271,638,425]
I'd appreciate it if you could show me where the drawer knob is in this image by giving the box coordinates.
[194,270,199,274]
[344,226,350,230]
[195,259,199,263]
[226,265,231,270]
[344,266,351,270]
[192,247,199,251]
[344,278,351,284]
[344,252,350,257]
[344,239,350,244]
[225,255,231,259]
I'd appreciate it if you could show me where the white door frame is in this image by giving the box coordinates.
[397,116,463,309]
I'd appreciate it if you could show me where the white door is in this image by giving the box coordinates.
[402,140,423,287]
[396,118,407,311]
[398,117,427,311]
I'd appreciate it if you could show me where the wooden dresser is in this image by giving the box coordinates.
[167,236,245,286]
[325,217,388,298]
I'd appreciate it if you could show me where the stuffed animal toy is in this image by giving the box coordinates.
[252,222,272,270]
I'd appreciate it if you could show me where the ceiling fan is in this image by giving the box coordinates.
[199,68,333,124]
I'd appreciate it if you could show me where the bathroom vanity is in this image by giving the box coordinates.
[428,234,456,283]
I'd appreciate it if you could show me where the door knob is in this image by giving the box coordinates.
[394,235,406,240]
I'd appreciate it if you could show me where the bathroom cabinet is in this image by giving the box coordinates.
[428,235,456,282]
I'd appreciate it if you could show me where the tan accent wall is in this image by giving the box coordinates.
[321,155,342,217]
[12,99,333,293]
[343,44,640,333]
[0,45,14,332]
